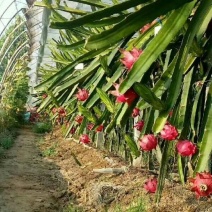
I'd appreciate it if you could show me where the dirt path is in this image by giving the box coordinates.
[0,127,67,212]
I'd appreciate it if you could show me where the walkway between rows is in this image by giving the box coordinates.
[0,127,67,212]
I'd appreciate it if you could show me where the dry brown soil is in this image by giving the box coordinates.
[0,127,212,212]
[0,127,67,212]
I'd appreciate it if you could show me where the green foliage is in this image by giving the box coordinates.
[0,147,5,158]
[0,57,29,126]
[0,109,18,130]
[78,105,97,123]
[124,134,140,159]
[33,122,52,134]
[0,14,29,131]
[96,88,115,113]
[63,203,84,212]
[42,144,57,157]
[194,81,212,173]
[113,198,146,212]
[133,83,166,110]
[0,129,16,150]
[0,137,14,150]
[36,137,45,144]
[0,15,28,77]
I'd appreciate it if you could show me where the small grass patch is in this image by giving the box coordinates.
[0,147,5,159]
[0,129,16,150]
[112,198,146,212]
[63,202,84,212]
[42,144,57,157]
[33,122,52,134]
[0,137,14,149]
[36,137,45,144]
[63,198,146,212]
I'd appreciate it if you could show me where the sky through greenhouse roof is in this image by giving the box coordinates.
[0,0,28,34]
[0,0,113,105]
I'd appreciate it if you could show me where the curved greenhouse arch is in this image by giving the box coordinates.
[0,0,53,108]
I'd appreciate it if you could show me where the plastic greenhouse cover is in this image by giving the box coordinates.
[0,0,115,107]
[0,0,28,34]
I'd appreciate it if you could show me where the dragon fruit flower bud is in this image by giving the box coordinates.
[144,178,157,193]
[134,120,144,132]
[132,108,140,118]
[79,134,90,144]
[76,88,89,101]
[120,48,143,71]
[75,115,84,124]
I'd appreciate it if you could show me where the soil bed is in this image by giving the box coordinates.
[0,127,211,212]
[38,129,212,212]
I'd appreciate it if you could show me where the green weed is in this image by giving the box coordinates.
[36,137,45,144]
[0,147,5,158]
[112,198,146,212]
[63,203,84,212]
[33,122,52,134]
[0,137,14,149]
[42,145,57,157]
[0,130,15,150]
